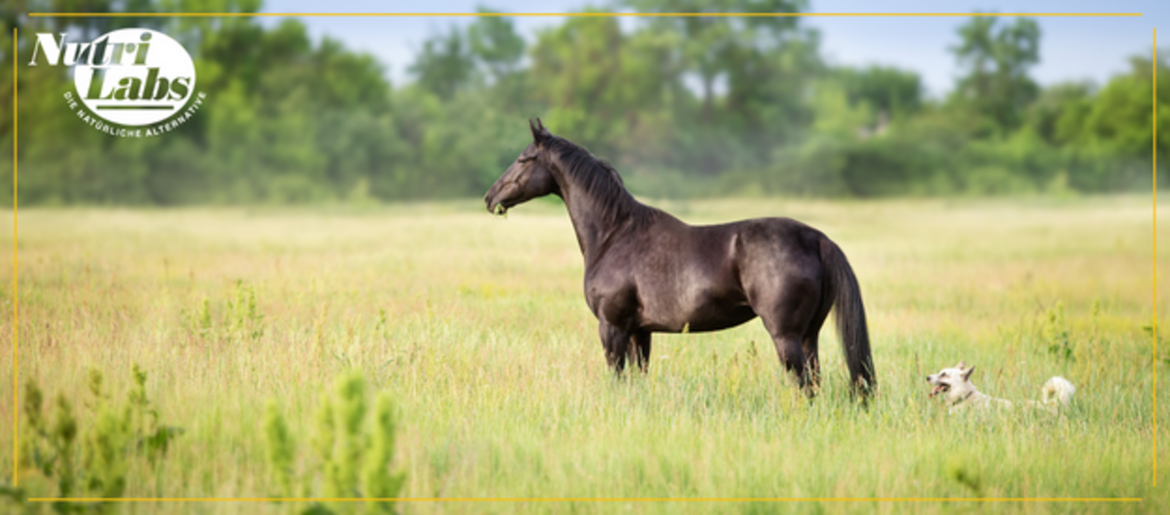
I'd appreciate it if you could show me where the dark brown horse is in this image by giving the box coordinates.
[484,119,875,399]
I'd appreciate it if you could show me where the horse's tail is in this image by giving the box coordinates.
[820,237,876,399]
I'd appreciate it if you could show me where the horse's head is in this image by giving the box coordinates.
[484,118,560,215]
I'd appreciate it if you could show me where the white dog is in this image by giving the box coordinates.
[926,361,1075,414]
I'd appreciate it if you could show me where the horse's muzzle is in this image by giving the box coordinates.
[484,195,508,216]
[484,182,518,215]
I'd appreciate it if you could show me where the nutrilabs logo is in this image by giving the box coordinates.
[30,28,206,137]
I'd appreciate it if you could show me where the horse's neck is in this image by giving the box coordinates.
[562,190,616,263]
[555,170,634,264]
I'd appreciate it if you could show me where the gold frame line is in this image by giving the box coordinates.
[25,497,1145,503]
[25,12,1144,18]
[10,26,17,490]
[8,11,1159,505]
[1153,27,1159,488]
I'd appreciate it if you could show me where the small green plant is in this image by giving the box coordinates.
[182,281,266,343]
[1042,301,1075,363]
[264,401,297,498]
[264,373,406,515]
[197,298,213,338]
[1140,324,1168,367]
[19,381,81,514]
[375,308,389,342]
[126,365,184,466]
[226,280,265,341]
[946,456,984,496]
[15,365,181,514]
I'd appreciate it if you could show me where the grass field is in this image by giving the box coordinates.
[0,195,1167,514]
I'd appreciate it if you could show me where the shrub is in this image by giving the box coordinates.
[264,373,406,515]
[7,365,182,514]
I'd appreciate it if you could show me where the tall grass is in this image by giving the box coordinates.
[0,195,1166,514]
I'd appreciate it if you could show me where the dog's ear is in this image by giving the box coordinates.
[961,366,975,381]
[956,361,967,370]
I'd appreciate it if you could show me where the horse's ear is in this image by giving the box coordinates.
[530,118,550,144]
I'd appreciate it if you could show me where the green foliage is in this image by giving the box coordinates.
[18,382,82,508]
[0,3,1164,204]
[264,373,406,514]
[182,280,265,343]
[127,365,183,465]
[950,16,1041,133]
[226,280,265,341]
[82,407,129,503]
[945,455,984,496]
[263,401,296,497]
[1042,302,1075,363]
[835,65,923,118]
[362,394,406,514]
[409,26,476,100]
[13,366,181,514]
[196,298,213,338]
[467,8,526,83]
[1140,324,1168,368]
[623,0,819,171]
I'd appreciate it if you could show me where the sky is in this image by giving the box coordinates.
[258,0,1167,98]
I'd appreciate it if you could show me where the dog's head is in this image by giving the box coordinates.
[926,361,977,404]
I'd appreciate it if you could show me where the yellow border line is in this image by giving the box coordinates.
[8,10,1156,504]
[26,497,1144,503]
[24,12,1144,18]
[1153,28,1159,489]
[10,26,17,490]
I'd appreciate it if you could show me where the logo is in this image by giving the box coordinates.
[30,28,206,137]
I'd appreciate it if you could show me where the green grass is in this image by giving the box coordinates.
[0,195,1166,514]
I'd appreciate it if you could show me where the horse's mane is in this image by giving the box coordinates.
[543,136,657,227]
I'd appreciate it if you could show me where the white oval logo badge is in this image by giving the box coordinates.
[71,28,196,127]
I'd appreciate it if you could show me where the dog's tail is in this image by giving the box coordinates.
[820,237,875,399]
[1041,376,1075,407]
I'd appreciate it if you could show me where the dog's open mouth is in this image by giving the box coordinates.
[929,384,949,398]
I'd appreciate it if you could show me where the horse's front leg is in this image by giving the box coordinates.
[598,320,632,374]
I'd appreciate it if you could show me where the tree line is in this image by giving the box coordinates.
[0,0,1166,205]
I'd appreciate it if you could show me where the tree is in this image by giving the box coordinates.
[1024,81,1093,145]
[409,26,476,100]
[627,0,811,124]
[529,12,675,160]
[836,65,923,118]
[1076,53,1169,157]
[950,15,1041,133]
[467,7,526,84]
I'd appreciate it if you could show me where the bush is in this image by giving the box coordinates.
[5,365,182,514]
[263,372,406,515]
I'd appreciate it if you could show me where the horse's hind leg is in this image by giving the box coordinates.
[802,292,833,393]
[769,331,812,395]
[801,334,821,393]
[629,330,652,373]
[598,320,631,375]
[753,278,821,397]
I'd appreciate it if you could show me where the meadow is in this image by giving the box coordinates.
[0,195,1166,514]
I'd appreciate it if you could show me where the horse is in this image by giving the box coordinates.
[484,119,876,399]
